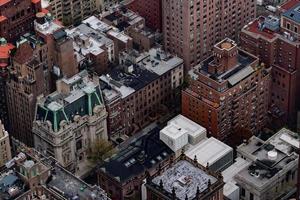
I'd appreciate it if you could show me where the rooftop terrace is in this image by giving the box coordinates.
[151,160,218,199]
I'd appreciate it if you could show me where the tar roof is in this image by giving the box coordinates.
[99,127,173,183]
[282,2,300,23]
[48,165,109,200]
[151,160,217,200]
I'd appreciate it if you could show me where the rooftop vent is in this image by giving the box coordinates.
[267,150,278,161]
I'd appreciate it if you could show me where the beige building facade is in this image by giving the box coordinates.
[0,120,11,167]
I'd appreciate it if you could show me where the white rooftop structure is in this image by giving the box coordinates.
[168,114,206,145]
[34,18,63,36]
[107,30,132,43]
[82,16,113,33]
[222,157,250,200]
[186,137,233,171]
[160,123,189,152]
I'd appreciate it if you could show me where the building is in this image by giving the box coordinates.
[0,39,14,129]
[6,39,48,146]
[160,115,233,172]
[182,38,271,141]
[221,157,251,200]
[34,13,79,82]
[0,0,42,42]
[100,48,184,137]
[145,154,225,200]
[101,6,145,32]
[45,0,99,26]
[66,23,115,74]
[234,128,299,200]
[33,70,108,177]
[162,0,256,70]
[0,120,11,168]
[186,137,233,172]
[240,0,300,127]
[160,114,207,156]
[97,127,174,200]
[0,140,110,200]
[127,0,162,31]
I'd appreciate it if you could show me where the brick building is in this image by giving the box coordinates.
[240,0,300,127]
[97,127,174,200]
[127,0,162,31]
[6,39,48,146]
[0,0,41,42]
[145,154,225,200]
[100,48,184,137]
[162,0,256,70]
[182,38,271,141]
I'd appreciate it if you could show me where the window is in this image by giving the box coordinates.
[250,193,254,200]
[241,187,245,197]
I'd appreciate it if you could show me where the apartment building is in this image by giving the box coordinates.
[100,48,184,137]
[6,39,48,146]
[0,0,42,42]
[33,70,108,177]
[127,0,162,31]
[46,0,118,26]
[240,0,300,127]
[182,38,271,142]
[163,0,256,69]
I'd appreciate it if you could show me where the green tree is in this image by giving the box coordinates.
[88,139,116,164]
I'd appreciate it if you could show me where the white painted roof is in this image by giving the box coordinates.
[168,114,206,138]
[186,137,233,166]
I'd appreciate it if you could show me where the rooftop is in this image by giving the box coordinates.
[279,0,300,11]
[235,128,299,188]
[0,140,110,200]
[186,137,233,167]
[222,157,250,198]
[99,127,173,183]
[48,164,109,200]
[193,49,257,86]
[82,16,113,33]
[167,115,206,139]
[151,160,218,199]
[35,70,105,132]
[100,48,182,99]
[282,2,300,23]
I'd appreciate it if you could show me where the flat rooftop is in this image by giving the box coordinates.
[168,115,206,139]
[197,50,257,86]
[235,128,299,188]
[282,2,300,23]
[151,160,217,199]
[48,165,109,200]
[279,0,300,11]
[82,16,112,33]
[222,157,250,197]
[99,127,173,183]
[186,137,233,167]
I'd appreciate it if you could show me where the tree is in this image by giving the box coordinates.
[88,139,116,164]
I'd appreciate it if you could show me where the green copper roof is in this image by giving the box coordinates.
[36,86,104,132]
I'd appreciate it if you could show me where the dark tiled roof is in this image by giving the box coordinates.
[99,127,174,183]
